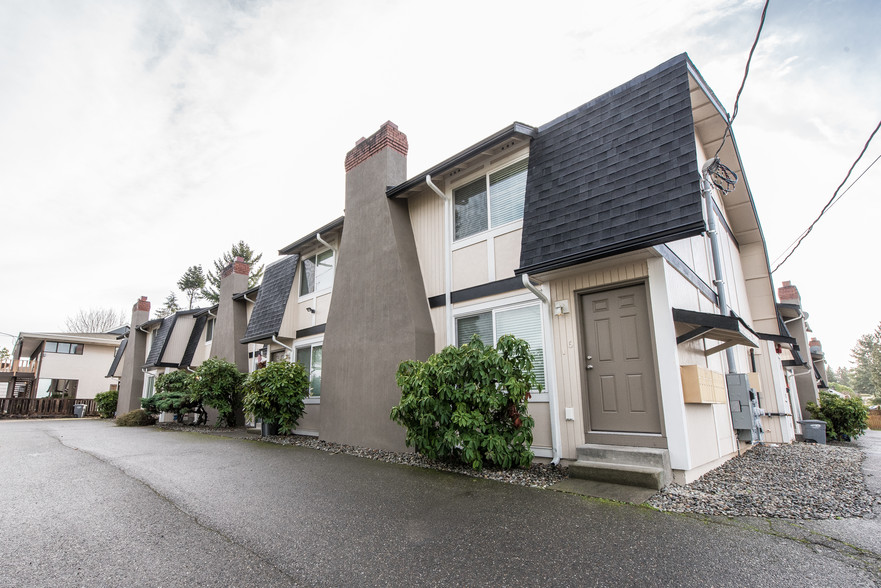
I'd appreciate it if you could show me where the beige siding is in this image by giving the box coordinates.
[278,287,302,339]
[40,345,120,399]
[452,242,488,290]
[160,315,195,365]
[407,189,445,298]
[529,401,553,451]
[493,228,522,280]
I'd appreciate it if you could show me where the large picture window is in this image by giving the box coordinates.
[454,158,528,241]
[44,341,83,355]
[299,250,335,296]
[455,303,545,387]
[295,344,322,397]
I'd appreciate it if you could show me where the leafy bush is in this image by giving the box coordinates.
[142,371,206,425]
[190,358,245,427]
[390,334,538,470]
[94,390,119,419]
[807,389,868,441]
[116,409,157,427]
[243,361,310,434]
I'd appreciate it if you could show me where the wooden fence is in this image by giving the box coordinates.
[0,398,98,418]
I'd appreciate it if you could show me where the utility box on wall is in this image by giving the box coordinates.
[726,373,764,443]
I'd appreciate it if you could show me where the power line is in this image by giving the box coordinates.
[714,0,770,159]
[772,118,881,273]
[771,151,881,267]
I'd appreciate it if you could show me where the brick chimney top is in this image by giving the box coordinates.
[134,296,150,312]
[809,338,822,350]
[344,121,408,172]
[777,280,801,306]
[221,256,250,279]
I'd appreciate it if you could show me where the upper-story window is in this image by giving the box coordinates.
[300,249,335,296]
[205,318,215,343]
[44,341,83,355]
[454,158,528,241]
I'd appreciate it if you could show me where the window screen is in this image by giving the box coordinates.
[495,305,544,387]
[454,178,488,240]
[489,159,528,228]
[456,312,492,345]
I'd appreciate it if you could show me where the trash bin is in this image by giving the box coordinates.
[799,419,826,444]
[73,404,86,418]
[261,421,279,437]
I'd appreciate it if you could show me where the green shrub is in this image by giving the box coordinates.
[243,360,310,434]
[807,389,868,441]
[116,409,157,427]
[190,358,245,427]
[142,371,206,425]
[390,334,538,470]
[94,390,119,419]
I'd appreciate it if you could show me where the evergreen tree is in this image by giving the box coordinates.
[155,292,181,319]
[201,241,264,304]
[177,265,206,309]
[850,326,881,399]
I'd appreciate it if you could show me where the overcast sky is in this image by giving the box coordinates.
[1,0,878,369]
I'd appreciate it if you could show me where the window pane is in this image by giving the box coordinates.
[206,319,214,342]
[456,312,492,346]
[489,159,528,228]
[454,178,488,240]
[495,305,544,387]
[296,347,310,369]
[57,342,71,354]
[315,250,334,292]
[300,256,316,296]
[45,342,57,353]
[310,345,322,397]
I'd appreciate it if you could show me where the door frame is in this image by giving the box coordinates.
[577,280,668,449]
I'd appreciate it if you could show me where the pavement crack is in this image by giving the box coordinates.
[45,431,310,587]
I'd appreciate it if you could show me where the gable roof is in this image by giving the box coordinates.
[143,314,177,368]
[241,255,299,344]
[278,217,344,256]
[517,53,704,275]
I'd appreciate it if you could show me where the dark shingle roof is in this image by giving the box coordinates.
[180,315,207,368]
[143,315,177,369]
[106,337,127,378]
[241,255,299,344]
[517,53,704,275]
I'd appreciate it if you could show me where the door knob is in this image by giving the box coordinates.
[586,364,594,370]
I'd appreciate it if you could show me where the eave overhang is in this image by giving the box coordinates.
[673,308,759,356]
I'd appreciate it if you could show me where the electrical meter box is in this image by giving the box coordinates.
[726,373,764,443]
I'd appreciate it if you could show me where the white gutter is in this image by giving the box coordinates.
[316,233,338,257]
[426,175,453,346]
[272,335,293,356]
[521,273,562,465]
[243,293,256,304]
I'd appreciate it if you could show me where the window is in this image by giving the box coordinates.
[456,303,544,387]
[300,250,335,296]
[205,318,215,343]
[143,374,155,399]
[296,344,322,397]
[44,341,83,355]
[454,158,528,241]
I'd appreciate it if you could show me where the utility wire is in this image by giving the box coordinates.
[771,151,881,267]
[714,0,770,159]
[772,118,881,273]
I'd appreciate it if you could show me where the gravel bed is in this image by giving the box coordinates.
[156,423,567,489]
[649,443,878,519]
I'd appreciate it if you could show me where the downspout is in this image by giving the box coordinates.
[522,273,562,465]
[426,175,453,346]
[316,233,338,257]
[701,159,737,375]
[272,335,293,359]
[702,159,740,455]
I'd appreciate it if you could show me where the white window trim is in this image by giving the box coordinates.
[295,336,324,403]
[297,248,335,303]
[450,152,529,246]
[452,298,549,401]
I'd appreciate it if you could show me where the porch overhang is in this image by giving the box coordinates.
[673,308,759,356]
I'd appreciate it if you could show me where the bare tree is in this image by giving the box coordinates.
[64,308,127,333]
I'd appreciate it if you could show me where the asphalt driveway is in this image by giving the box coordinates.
[1,419,878,587]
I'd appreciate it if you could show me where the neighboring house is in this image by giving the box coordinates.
[115,53,812,487]
[777,280,826,424]
[2,331,121,400]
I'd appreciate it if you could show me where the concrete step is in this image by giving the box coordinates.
[569,460,665,490]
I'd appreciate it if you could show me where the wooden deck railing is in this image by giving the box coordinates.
[0,398,98,418]
[0,360,37,374]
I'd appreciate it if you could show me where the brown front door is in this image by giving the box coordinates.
[581,284,661,435]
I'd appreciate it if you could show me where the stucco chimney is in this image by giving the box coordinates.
[117,296,151,416]
[321,122,434,451]
[213,256,250,373]
[777,280,801,306]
